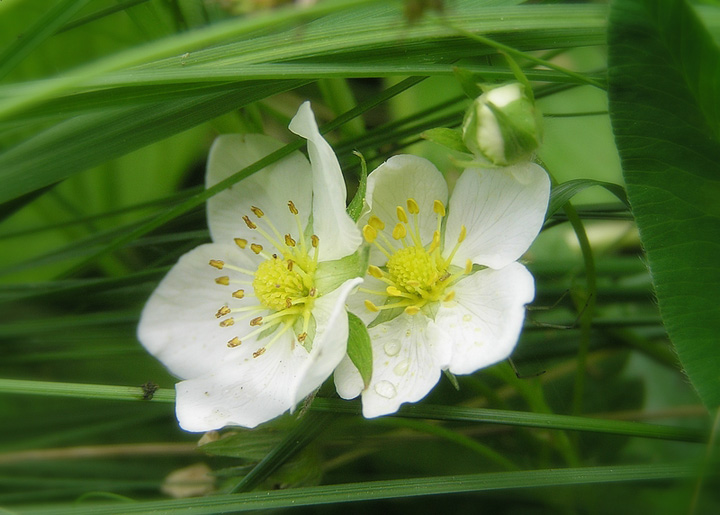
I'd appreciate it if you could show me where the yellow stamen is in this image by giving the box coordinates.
[396,206,408,224]
[443,291,456,302]
[232,289,245,299]
[253,348,266,358]
[285,234,296,247]
[464,259,473,275]
[250,316,263,326]
[392,223,407,240]
[288,200,298,215]
[250,243,263,254]
[368,265,384,278]
[227,337,241,348]
[433,199,446,217]
[363,224,378,243]
[209,259,224,270]
[215,306,231,318]
[405,305,420,315]
[406,198,420,215]
[251,206,264,218]
[364,300,380,312]
[311,235,319,248]
[215,276,229,285]
[234,238,247,249]
[458,225,467,243]
[219,318,234,327]
[243,216,257,229]
[368,215,385,230]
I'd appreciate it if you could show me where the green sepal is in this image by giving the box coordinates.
[315,245,369,295]
[452,66,483,99]
[346,312,373,389]
[443,369,460,391]
[501,52,535,103]
[421,127,472,154]
[347,151,368,222]
[293,314,316,352]
[486,100,541,164]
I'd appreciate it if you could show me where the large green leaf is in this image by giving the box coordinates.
[608,0,720,408]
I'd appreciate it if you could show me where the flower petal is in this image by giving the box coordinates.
[358,313,452,418]
[364,155,448,253]
[137,243,264,380]
[334,354,364,400]
[436,262,534,375]
[206,134,313,245]
[290,277,363,405]
[444,162,550,269]
[174,334,306,431]
[288,102,361,261]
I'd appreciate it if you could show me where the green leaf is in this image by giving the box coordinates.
[421,127,471,154]
[608,0,720,408]
[547,178,630,219]
[346,312,373,389]
[346,151,368,222]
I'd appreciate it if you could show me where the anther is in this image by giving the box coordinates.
[215,276,229,285]
[250,243,263,254]
[286,298,293,309]
[309,287,317,297]
[232,289,245,299]
[392,223,407,240]
[363,225,378,243]
[368,215,385,230]
[368,265,384,278]
[209,259,224,269]
[227,337,241,348]
[215,306,231,318]
[288,200,298,215]
[428,231,441,253]
[250,316,263,326]
[464,259,473,275]
[297,332,307,343]
[287,260,294,271]
[433,200,446,217]
[405,305,420,315]
[311,235,319,248]
[234,238,247,249]
[387,286,404,296]
[443,291,456,302]
[243,215,257,229]
[253,348,266,358]
[396,206,408,224]
[251,206,264,218]
[407,198,420,215]
[364,300,380,312]
[458,225,467,243]
[285,234,296,247]
[219,318,235,327]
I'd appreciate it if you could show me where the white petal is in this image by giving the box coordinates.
[364,155,448,248]
[345,274,387,326]
[444,162,550,269]
[359,314,452,418]
[290,277,363,405]
[436,263,534,375]
[334,353,364,400]
[174,334,304,431]
[137,243,264,380]
[288,102,361,261]
[205,134,313,245]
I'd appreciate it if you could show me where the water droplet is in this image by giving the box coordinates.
[462,314,472,322]
[374,380,397,399]
[384,341,401,356]
[393,360,409,376]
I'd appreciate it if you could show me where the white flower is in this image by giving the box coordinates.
[138,102,362,431]
[334,156,550,417]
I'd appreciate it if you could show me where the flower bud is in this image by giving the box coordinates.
[461,83,542,166]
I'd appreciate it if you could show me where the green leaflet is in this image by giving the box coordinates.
[546,178,630,219]
[346,311,373,389]
[608,0,720,408]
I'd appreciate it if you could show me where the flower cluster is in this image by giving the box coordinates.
[138,95,549,431]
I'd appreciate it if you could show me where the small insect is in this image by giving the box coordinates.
[180,52,190,66]
[141,381,159,400]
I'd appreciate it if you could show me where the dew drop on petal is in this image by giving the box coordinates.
[384,341,401,357]
[393,360,409,376]
[374,380,397,399]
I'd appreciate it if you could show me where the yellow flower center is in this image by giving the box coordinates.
[209,201,319,357]
[362,198,471,317]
